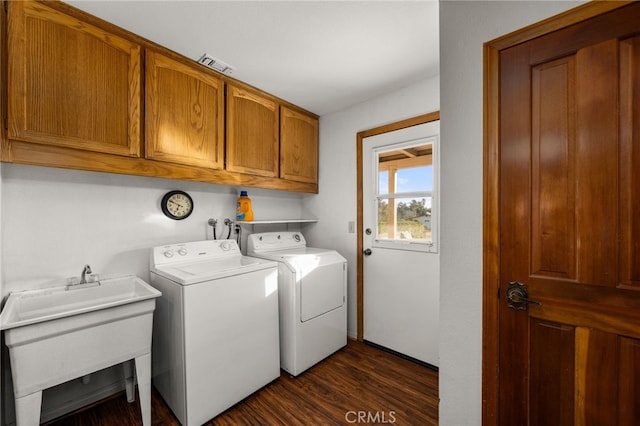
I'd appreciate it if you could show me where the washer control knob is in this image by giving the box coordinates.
[220,241,231,251]
[293,234,301,242]
[177,248,188,256]
[163,250,174,258]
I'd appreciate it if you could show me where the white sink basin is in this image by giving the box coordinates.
[1,275,160,329]
[0,275,161,426]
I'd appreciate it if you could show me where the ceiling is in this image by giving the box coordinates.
[67,1,439,116]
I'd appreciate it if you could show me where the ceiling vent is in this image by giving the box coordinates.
[197,54,235,75]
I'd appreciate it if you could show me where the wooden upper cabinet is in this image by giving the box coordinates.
[3,1,318,192]
[7,1,142,156]
[280,106,318,184]
[145,51,224,169]
[226,84,279,177]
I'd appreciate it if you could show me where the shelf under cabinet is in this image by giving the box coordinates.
[237,219,317,225]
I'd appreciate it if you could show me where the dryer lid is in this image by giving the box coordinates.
[248,247,346,270]
[285,250,346,273]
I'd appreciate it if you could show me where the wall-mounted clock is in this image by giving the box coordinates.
[161,190,193,220]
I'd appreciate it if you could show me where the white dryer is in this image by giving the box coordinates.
[247,231,347,376]
[149,239,279,426]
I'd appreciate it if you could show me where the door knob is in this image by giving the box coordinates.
[363,248,372,256]
[506,281,541,310]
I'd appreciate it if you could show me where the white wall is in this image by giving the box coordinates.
[304,75,440,338]
[1,164,302,297]
[439,2,584,425]
[0,163,3,426]
[0,163,3,299]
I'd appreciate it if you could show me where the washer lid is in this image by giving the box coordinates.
[151,255,277,285]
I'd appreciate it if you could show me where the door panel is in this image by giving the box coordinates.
[618,337,640,423]
[496,4,640,424]
[620,36,640,288]
[529,320,574,426]
[575,40,619,287]
[531,56,576,279]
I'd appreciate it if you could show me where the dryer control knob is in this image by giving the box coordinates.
[293,234,301,242]
[178,248,188,256]
[163,250,174,258]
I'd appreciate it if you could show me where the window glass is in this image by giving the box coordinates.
[396,166,432,192]
[374,139,437,252]
[378,170,389,193]
[377,197,432,241]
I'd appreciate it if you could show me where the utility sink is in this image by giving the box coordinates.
[1,276,160,329]
[0,275,161,426]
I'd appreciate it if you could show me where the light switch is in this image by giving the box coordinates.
[348,221,355,233]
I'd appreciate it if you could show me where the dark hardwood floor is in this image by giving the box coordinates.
[44,340,438,425]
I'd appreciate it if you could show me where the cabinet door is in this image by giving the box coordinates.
[226,84,279,177]
[8,1,141,156]
[146,51,224,169]
[280,106,318,184]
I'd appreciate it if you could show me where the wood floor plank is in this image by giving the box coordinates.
[43,340,438,425]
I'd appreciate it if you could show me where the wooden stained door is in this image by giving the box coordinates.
[484,2,640,424]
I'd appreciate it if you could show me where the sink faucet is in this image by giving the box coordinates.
[80,264,93,284]
[66,264,99,290]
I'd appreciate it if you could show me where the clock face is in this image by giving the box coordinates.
[161,191,193,220]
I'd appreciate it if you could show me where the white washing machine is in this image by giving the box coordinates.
[247,231,347,376]
[149,239,279,426]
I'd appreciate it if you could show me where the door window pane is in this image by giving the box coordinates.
[377,197,432,241]
[378,170,389,193]
[396,166,432,192]
[374,139,437,252]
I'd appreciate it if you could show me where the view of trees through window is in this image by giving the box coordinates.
[377,196,431,240]
[376,140,434,245]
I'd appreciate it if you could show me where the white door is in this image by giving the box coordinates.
[362,120,439,366]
